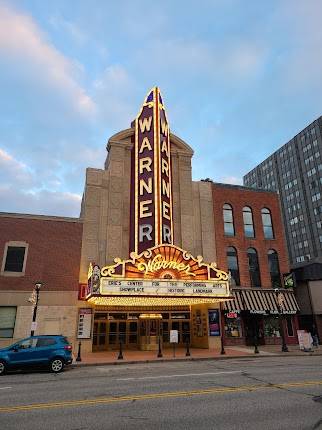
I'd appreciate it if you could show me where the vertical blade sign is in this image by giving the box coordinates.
[133,87,173,254]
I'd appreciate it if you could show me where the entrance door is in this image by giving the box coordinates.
[108,321,138,350]
[93,321,107,351]
[171,321,191,345]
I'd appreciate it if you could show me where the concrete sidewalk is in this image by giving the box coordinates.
[72,344,322,367]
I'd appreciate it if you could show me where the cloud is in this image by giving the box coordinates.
[0,147,34,187]
[0,185,81,217]
[0,3,96,116]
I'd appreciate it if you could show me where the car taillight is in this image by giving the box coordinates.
[64,345,72,351]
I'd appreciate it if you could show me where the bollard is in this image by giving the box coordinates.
[185,338,191,357]
[157,335,163,358]
[76,341,82,362]
[117,339,123,360]
[254,335,259,354]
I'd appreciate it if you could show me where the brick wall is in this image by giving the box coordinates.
[0,214,83,292]
[212,184,290,288]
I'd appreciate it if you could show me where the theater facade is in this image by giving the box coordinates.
[78,88,232,352]
[77,88,299,353]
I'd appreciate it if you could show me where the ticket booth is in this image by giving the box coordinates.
[139,314,162,351]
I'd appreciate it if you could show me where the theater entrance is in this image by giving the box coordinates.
[92,310,191,351]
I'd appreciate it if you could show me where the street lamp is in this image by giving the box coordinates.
[274,288,288,352]
[28,282,43,336]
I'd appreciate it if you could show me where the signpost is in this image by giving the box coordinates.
[170,329,178,357]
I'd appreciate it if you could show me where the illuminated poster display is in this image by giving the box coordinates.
[208,309,220,336]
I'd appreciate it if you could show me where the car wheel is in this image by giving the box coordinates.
[0,360,6,375]
[50,358,64,373]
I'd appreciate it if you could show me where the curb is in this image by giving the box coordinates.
[71,351,322,368]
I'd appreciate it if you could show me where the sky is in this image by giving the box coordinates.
[0,0,322,217]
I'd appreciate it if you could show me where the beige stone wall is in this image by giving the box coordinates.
[0,291,81,349]
[79,131,133,283]
[79,129,213,285]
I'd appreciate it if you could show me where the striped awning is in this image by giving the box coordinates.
[223,288,300,314]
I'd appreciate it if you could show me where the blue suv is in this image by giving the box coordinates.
[0,335,73,375]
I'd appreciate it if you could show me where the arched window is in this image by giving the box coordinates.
[261,208,274,239]
[247,247,261,287]
[243,206,255,238]
[227,247,240,286]
[223,204,235,236]
[268,249,281,288]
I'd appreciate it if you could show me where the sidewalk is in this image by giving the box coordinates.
[73,344,322,367]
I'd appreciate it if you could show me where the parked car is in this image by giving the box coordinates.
[0,335,73,375]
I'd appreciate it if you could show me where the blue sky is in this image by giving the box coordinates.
[0,0,322,217]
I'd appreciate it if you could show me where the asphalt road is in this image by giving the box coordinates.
[0,355,322,430]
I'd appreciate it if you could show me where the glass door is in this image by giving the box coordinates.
[93,321,107,351]
[128,321,138,346]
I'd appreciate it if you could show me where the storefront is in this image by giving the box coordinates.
[223,288,299,346]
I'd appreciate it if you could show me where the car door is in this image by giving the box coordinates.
[34,337,57,363]
[7,338,38,366]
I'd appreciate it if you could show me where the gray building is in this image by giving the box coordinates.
[244,116,322,267]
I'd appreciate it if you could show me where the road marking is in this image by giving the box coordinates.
[1,380,322,413]
[0,387,12,390]
[118,371,242,381]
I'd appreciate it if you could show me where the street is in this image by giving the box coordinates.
[0,355,322,430]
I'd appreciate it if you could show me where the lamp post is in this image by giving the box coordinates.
[274,288,288,352]
[29,282,43,336]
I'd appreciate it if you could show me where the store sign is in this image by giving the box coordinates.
[226,312,238,319]
[99,244,229,282]
[77,308,92,339]
[132,87,173,255]
[283,272,295,289]
[100,278,229,297]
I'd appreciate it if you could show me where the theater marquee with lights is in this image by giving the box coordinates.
[86,244,230,300]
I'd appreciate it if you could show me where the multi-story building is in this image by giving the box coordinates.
[244,116,322,342]
[244,116,322,267]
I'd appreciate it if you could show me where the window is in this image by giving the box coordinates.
[224,314,242,338]
[0,307,17,338]
[243,206,255,238]
[261,208,274,239]
[247,248,261,287]
[268,250,281,288]
[36,338,56,347]
[223,204,235,236]
[1,241,28,275]
[227,247,240,286]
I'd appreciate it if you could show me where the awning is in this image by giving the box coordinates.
[223,288,300,314]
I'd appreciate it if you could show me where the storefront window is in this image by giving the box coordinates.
[0,306,17,338]
[263,316,280,337]
[224,314,242,337]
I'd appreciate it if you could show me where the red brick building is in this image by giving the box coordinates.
[0,213,82,348]
[211,182,299,346]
